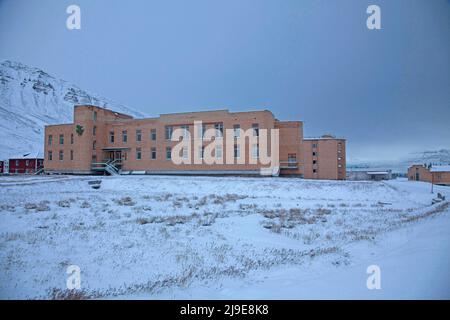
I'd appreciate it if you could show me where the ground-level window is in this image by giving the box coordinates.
[182,146,189,159]
[166,147,171,160]
[151,147,156,160]
[234,145,240,159]
[251,144,259,159]
[288,154,297,163]
[48,151,53,161]
[136,147,142,160]
[59,150,64,161]
[216,145,223,159]
[198,146,204,159]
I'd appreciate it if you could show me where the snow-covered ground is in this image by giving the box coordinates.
[0,175,449,299]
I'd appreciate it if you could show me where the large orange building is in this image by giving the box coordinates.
[44,105,346,179]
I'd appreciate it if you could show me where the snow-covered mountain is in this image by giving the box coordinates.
[348,149,450,173]
[0,60,145,158]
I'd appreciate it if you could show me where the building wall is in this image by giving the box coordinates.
[44,105,345,179]
[303,138,346,180]
[0,161,3,174]
[408,165,450,185]
[8,158,43,174]
[275,121,303,176]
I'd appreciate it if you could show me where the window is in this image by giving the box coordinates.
[197,124,206,139]
[93,111,97,121]
[182,146,189,159]
[234,145,240,158]
[313,169,317,173]
[109,131,115,143]
[288,154,297,163]
[312,143,317,148]
[48,151,53,161]
[216,145,223,159]
[15,160,19,166]
[181,125,189,138]
[166,147,172,160]
[93,126,97,136]
[312,152,317,157]
[59,134,64,145]
[251,144,259,159]
[338,157,342,161]
[198,146,204,159]
[165,126,173,140]
[151,129,156,141]
[48,135,53,146]
[59,150,64,161]
[136,129,142,142]
[233,124,240,138]
[122,130,128,143]
[70,133,74,144]
[70,150,74,161]
[25,160,29,166]
[313,160,317,164]
[252,123,259,137]
[214,123,223,137]
[93,141,96,150]
[136,147,142,160]
[151,147,156,160]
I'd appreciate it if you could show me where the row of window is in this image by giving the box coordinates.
[108,124,260,144]
[48,134,74,146]
[47,150,74,161]
[137,144,259,160]
[10,160,44,166]
[48,145,260,162]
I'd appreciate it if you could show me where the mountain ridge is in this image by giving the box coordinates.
[0,60,145,158]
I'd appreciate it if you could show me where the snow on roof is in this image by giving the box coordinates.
[367,171,391,175]
[8,151,43,160]
[430,165,450,172]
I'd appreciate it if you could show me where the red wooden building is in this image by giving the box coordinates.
[0,160,4,174]
[8,152,44,174]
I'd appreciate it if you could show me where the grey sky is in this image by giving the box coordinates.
[0,0,449,162]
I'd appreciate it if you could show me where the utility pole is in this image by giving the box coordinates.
[431,173,434,194]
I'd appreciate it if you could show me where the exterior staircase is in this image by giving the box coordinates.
[91,159,121,176]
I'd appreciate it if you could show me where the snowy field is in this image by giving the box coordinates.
[0,175,449,299]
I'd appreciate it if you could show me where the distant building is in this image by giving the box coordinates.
[347,169,392,181]
[44,105,346,179]
[8,152,44,174]
[408,164,450,186]
[0,160,3,174]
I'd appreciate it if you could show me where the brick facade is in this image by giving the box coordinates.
[44,105,346,179]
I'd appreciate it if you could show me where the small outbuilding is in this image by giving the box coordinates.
[408,164,450,186]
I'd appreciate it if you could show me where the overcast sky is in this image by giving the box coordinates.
[0,0,449,162]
